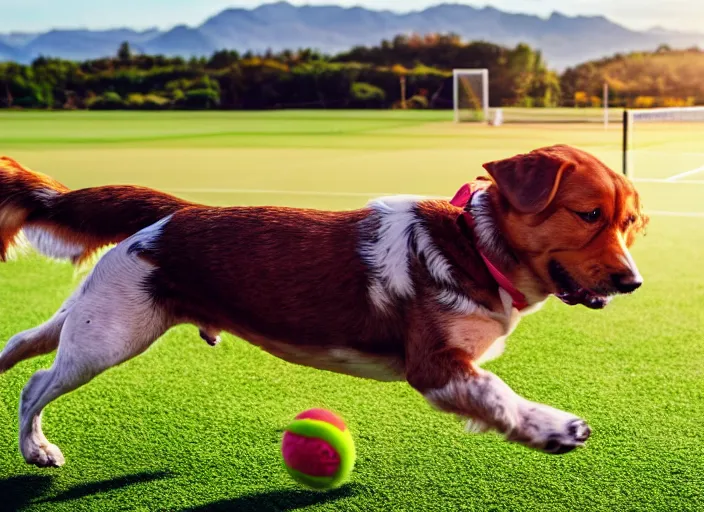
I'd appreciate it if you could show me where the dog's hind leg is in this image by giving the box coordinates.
[19,312,168,466]
[0,295,78,373]
[17,231,172,467]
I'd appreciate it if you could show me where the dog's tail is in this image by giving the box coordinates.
[0,156,194,264]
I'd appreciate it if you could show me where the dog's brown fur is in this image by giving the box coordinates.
[0,156,192,264]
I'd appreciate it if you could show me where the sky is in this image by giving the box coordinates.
[2,0,702,34]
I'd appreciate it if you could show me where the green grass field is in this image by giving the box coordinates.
[1,111,703,512]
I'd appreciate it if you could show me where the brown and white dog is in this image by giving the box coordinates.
[0,144,647,468]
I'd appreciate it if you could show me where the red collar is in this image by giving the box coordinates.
[450,181,529,311]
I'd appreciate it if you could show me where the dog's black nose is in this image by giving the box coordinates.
[612,273,643,293]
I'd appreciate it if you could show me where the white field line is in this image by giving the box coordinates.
[665,165,704,182]
[173,181,704,193]
[647,211,704,218]
[633,178,704,185]
[166,187,704,218]
[636,150,704,158]
[165,187,396,198]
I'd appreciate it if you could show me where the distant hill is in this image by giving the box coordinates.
[2,2,703,69]
[143,26,214,57]
[0,32,36,47]
[22,29,160,62]
[0,40,23,62]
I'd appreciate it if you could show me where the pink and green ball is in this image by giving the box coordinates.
[281,409,356,490]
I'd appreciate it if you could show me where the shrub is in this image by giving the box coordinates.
[86,91,124,110]
[573,91,588,107]
[515,96,534,108]
[634,96,655,108]
[180,88,220,109]
[171,89,186,103]
[661,96,689,107]
[142,94,170,109]
[126,93,144,108]
[407,94,429,109]
[350,82,386,108]
[126,93,171,109]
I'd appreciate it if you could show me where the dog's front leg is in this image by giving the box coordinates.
[405,311,591,454]
[423,368,590,454]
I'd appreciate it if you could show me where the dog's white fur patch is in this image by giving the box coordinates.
[413,222,455,287]
[360,196,419,305]
[436,289,480,316]
[78,217,169,316]
[367,278,393,311]
[470,190,513,267]
[360,196,454,311]
[22,226,85,261]
[617,233,643,283]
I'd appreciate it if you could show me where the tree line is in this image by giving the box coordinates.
[561,45,704,108]
[0,36,701,110]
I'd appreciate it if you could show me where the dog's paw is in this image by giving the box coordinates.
[23,441,65,468]
[508,401,591,455]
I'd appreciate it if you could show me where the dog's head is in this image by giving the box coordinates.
[483,144,648,309]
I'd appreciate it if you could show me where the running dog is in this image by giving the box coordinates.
[0,145,647,467]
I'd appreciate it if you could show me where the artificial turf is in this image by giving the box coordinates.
[1,111,703,511]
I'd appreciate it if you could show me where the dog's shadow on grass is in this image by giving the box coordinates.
[0,470,172,510]
[0,474,54,511]
[184,483,362,512]
[35,470,173,505]
[3,472,358,511]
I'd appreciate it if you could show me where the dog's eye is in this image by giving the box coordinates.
[625,214,637,226]
[576,208,602,223]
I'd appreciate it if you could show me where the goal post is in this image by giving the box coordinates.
[603,82,609,129]
[453,69,489,123]
[622,106,704,179]
[622,109,631,176]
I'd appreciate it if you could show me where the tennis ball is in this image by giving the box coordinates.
[281,408,356,490]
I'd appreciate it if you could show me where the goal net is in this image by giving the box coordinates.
[623,107,704,180]
[453,69,489,123]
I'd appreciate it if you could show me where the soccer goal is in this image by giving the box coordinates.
[622,106,704,180]
[453,69,489,123]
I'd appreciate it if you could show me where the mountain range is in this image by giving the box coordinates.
[1,2,703,69]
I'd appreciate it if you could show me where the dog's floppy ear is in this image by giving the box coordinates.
[482,150,574,214]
